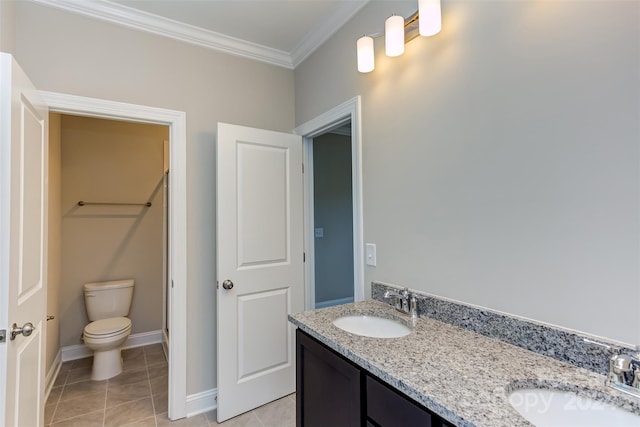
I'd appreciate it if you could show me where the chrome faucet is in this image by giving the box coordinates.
[383,287,425,319]
[383,288,410,314]
[607,349,640,398]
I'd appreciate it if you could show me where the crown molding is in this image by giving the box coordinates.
[31,0,371,70]
[31,0,294,69]
[291,0,369,68]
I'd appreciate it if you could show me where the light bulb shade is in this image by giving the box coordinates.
[419,0,442,36]
[385,15,405,57]
[357,36,375,73]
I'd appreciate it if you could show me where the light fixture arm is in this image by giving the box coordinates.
[403,10,421,44]
[361,10,420,42]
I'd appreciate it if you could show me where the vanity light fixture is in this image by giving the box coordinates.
[357,0,442,73]
[385,15,405,57]
[357,35,375,73]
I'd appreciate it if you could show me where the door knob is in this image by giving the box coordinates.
[222,280,234,290]
[10,322,35,340]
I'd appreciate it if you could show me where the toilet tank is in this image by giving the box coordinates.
[83,279,135,321]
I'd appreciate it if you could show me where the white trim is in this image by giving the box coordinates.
[295,96,365,307]
[31,0,371,70]
[31,0,293,69]
[60,330,164,362]
[60,345,91,363]
[186,388,217,418]
[161,160,167,337]
[295,97,359,137]
[0,54,12,425]
[303,142,316,310]
[45,351,62,401]
[315,297,355,309]
[123,330,163,350]
[290,0,370,68]
[162,329,169,362]
[38,90,188,421]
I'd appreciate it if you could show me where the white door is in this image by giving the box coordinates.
[0,54,48,427]
[216,123,303,422]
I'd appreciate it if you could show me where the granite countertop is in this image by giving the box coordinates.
[288,299,640,427]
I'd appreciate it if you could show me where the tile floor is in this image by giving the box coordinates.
[45,344,296,427]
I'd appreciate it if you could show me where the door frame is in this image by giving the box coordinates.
[37,91,188,420]
[294,96,364,309]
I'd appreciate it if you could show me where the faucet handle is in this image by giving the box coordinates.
[612,354,632,373]
[630,353,640,389]
[609,354,633,386]
[382,289,404,311]
[632,362,640,389]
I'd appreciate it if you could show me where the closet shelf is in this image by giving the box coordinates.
[77,201,152,207]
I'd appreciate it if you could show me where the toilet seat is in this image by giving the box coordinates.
[84,317,131,339]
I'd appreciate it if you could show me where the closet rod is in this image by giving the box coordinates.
[77,201,152,207]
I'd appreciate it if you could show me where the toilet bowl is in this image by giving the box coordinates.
[83,317,132,380]
[82,279,135,381]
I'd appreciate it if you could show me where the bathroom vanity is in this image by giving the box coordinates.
[289,296,640,427]
[297,329,453,426]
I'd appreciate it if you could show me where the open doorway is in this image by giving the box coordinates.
[295,96,364,310]
[310,123,355,308]
[52,114,169,353]
[47,113,171,421]
[41,91,188,420]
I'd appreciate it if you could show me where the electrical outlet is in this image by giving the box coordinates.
[315,227,324,238]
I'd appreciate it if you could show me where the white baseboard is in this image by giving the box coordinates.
[61,330,163,362]
[186,388,217,417]
[315,296,354,309]
[45,350,62,400]
[123,330,164,350]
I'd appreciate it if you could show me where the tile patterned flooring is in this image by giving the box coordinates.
[45,344,296,427]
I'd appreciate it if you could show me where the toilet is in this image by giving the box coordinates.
[83,279,135,381]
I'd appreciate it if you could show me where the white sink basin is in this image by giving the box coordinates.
[332,315,411,338]
[508,388,640,426]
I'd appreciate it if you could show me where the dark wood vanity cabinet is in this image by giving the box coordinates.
[296,329,455,427]
[296,328,362,427]
[366,375,433,426]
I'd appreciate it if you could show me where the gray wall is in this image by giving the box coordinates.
[60,115,167,348]
[295,1,640,345]
[0,0,15,55]
[11,0,639,398]
[13,1,295,395]
[313,132,354,304]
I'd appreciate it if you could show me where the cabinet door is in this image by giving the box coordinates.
[366,375,433,427]
[296,330,362,427]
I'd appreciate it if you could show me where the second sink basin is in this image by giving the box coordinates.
[333,315,411,338]
[508,388,640,426]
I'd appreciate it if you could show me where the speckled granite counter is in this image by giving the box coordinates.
[289,300,640,427]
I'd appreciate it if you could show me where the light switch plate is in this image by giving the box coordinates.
[315,227,324,238]
[365,243,377,266]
